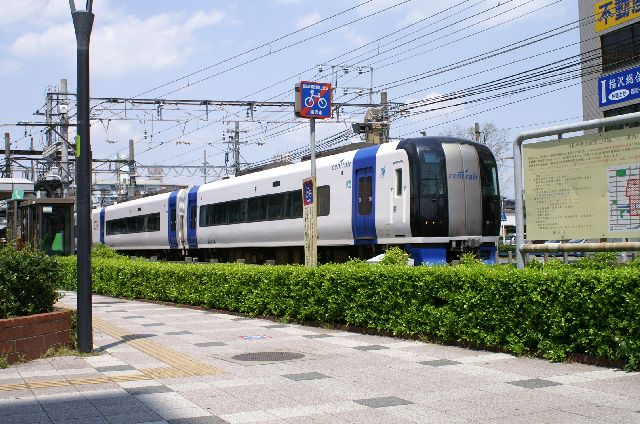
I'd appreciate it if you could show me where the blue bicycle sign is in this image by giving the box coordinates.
[299,81,332,119]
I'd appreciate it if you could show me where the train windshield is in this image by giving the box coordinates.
[420,151,447,196]
[480,160,498,196]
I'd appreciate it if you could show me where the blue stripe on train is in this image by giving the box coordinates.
[168,191,178,249]
[351,145,380,245]
[187,186,200,249]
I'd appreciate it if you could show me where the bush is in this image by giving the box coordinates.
[0,246,62,319]
[55,255,640,371]
[380,246,410,266]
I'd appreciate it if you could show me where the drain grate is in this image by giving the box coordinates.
[231,351,304,362]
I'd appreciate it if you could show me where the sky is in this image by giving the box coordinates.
[0,0,581,196]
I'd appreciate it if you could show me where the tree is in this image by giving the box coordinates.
[440,122,512,197]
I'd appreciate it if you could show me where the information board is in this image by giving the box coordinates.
[523,128,640,240]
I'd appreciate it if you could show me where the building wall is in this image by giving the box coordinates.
[580,1,640,123]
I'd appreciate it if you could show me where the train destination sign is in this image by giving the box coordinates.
[297,81,332,119]
[523,127,640,240]
[598,65,640,108]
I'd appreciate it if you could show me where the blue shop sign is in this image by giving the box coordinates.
[599,66,640,107]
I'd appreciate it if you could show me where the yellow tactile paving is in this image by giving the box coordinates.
[0,316,224,393]
[93,317,224,376]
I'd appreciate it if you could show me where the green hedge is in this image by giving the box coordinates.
[55,255,640,370]
[0,246,62,319]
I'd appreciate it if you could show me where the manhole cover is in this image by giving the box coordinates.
[231,352,304,362]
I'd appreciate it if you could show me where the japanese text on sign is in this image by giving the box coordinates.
[595,0,640,32]
[598,65,640,107]
[523,128,640,240]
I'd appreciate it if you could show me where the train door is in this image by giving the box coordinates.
[390,160,407,235]
[168,191,178,249]
[353,167,376,240]
[442,143,482,236]
[351,145,379,243]
[186,186,199,249]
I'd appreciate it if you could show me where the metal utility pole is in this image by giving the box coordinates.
[225,121,247,176]
[70,0,94,354]
[45,91,53,149]
[4,133,10,178]
[203,150,207,184]
[128,139,136,198]
[234,121,240,175]
[60,79,70,197]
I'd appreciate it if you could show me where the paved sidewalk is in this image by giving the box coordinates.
[1,292,639,424]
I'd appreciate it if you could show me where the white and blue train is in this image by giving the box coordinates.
[91,137,501,265]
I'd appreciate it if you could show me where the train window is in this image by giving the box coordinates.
[317,185,330,216]
[211,203,225,225]
[189,206,197,229]
[480,160,499,196]
[146,214,160,232]
[395,169,402,196]
[358,176,372,215]
[248,197,267,221]
[420,150,446,195]
[105,213,161,235]
[171,209,177,232]
[227,200,241,224]
[285,191,303,219]
[267,193,284,220]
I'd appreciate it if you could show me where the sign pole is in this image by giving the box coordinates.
[70,1,94,353]
[295,81,330,268]
[309,118,318,267]
[310,118,316,178]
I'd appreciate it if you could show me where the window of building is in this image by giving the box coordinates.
[603,104,640,131]
[601,22,640,71]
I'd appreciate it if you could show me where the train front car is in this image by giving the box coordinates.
[397,137,501,264]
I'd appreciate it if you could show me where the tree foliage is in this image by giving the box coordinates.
[440,122,511,193]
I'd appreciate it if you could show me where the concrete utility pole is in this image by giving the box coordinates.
[4,133,11,178]
[475,123,482,143]
[380,92,389,143]
[70,0,94,354]
[60,79,70,197]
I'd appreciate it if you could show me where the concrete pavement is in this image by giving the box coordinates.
[0,291,639,424]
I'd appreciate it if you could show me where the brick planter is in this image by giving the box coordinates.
[0,309,73,364]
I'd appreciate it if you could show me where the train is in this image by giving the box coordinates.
[91,136,501,265]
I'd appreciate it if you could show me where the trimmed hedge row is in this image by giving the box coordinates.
[0,246,61,319]
[56,256,640,370]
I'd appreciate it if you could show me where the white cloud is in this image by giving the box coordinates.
[341,28,369,47]
[0,0,72,26]
[9,8,226,78]
[295,11,321,29]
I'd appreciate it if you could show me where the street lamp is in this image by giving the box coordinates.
[69,0,94,353]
